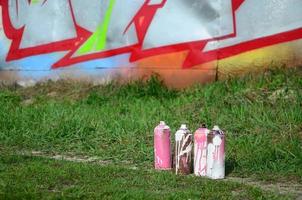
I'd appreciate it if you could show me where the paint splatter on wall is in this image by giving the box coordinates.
[0,0,302,87]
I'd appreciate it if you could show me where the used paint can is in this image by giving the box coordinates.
[154,121,171,170]
[194,124,210,176]
[206,125,225,179]
[175,124,193,175]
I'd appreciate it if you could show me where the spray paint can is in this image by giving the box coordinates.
[154,121,171,170]
[175,124,193,175]
[194,124,210,176]
[206,125,225,179]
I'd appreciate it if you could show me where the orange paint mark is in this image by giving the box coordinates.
[134,51,216,88]
[139,16,145,26]
[136,51,188,69]
[136,50,216,70]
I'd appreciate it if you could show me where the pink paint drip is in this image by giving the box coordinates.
[154,121,171,170]
[194,126,209,176]
[216,136,225,164]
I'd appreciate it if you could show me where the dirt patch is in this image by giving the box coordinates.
[268,88,296,102]
[18,150,302,198]
[226,177,302,198]
[24,151,132,166]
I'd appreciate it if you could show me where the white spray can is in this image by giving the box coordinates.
[175,124,193,175]
[206,125,225,179]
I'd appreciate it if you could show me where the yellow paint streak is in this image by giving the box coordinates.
[134,39,302,86]
[217,39,302,78]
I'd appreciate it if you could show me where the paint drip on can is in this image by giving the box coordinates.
[194,124,210,176]
[154,121,171,170]
[175,124,193,175]
[206,125,225,179]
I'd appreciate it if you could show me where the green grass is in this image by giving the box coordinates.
[0,154,292,200]
[0,67,301,198]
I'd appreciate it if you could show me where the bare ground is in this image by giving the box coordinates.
[17,150,302,199]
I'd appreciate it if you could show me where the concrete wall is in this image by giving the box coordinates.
[0,0,302,87]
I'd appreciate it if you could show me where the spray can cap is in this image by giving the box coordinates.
[159,121,166,126]
[213,125,220,131]
[180,124,187,130]
[201,123,207,128]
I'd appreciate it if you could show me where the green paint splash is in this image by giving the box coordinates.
[78,0,116,54]
[31,0,41,4]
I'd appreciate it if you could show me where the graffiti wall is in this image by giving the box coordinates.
[0,0,302,87]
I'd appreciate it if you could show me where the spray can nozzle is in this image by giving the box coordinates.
[213,125,220,131]
[201,123,207,128]
[180,124,187,130]
[159,121,166,126]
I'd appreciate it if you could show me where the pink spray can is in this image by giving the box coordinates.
[194,124,210,176]
[206,125,225,179]
[154,121,171,170]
